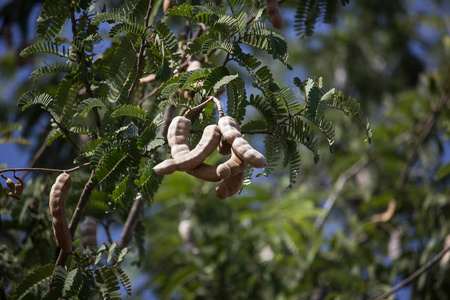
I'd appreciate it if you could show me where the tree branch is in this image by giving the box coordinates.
[373,245,450,300]
[314,156,370,230]
[126,0,153,105]
[0,163,90,175]
[117,195,144,250]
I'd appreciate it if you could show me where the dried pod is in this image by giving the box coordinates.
[218,116,267,168]
[187,60,202,71]
[49,173,72,253]
[154,125,221,175]
[80,216,98,250]
[215,171,245,199]
[216,150,247,179]
[187,164,221,182]
[168,116,192,158]
[163,0,173,13]
[14,175,24,196]
[217,138,232,155]
[267,0,284,30]
[231,137,266,168]
[7,191,20,200]
[163,116,220,181]
[6,178,15,191]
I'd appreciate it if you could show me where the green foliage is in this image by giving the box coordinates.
[11,263,54,300]
[3,0,382,299]
[294,0,351,37]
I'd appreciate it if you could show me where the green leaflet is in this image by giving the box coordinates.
[135,161,162,202]
[93,148,135,186]
[77,98,110,114]
[279,117,320,163]
[110,175,136,206]
[30,61,77,81]
[20,40,73,59]
[166,4,220,28]
[11,263,55,300]
[226,77,248,123]
[17,91,55,115]
[106,36,137,104]
[111,104,147,122]
[36,0,69,39]
[294,0,350,37]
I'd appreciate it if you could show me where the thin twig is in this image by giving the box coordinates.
[396,92,448,190]
[68,0,101,137]
[140,84,161,103]
[314,156,370,230]
[117,195,144,250]
[21,130,51,179]
[373,245,450,300]
[0,163,90,175]
[126,0,153,105]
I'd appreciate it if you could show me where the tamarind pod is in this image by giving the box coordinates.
[140,74,156,83]
[163,0,173,13]
[154,125,222,175]
[175,125,221,171]
[267,0,284,30]
[49,173,72,253]
[232,137,267,168]
[153,159,178,175]
[14,176,24,196]
[266,0,279,15]
[6,178,15,191]
[81,216,98,250]
[187,60,202,71]
[217,138,232,155]
[168,116,192,158]
[7,191,20,200]
[215,171,245,199]
[187,163,221,182]
[216,150,247,179]
[218,116,242,144]
[270,13,285,30]
[218,116,267,168]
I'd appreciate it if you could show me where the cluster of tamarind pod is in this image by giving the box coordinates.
[1,174,24,200]
[153,99,267,199]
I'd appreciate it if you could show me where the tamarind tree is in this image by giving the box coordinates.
[1,0,448,299]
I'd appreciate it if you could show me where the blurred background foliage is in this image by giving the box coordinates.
[0,0,449,299]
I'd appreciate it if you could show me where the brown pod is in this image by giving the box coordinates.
[187,164,221,182]
[218,116,242,143]
[7,191,20,200]
[215,171,245,199]
[167,116,220,181]
[49,173,72,253]
[168,116,192,158]
[163,0,173,13]
[153,125,221,175]
[218,116,267,168]
[14,176,24,196]
[216,150,247,179]
[267,0,284,30]
[80,216,98,250]
[232,137,267,168]
[6,178,15,191]
[217,138,232,155]
[187,60,202,71]
[270,13,285,30]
